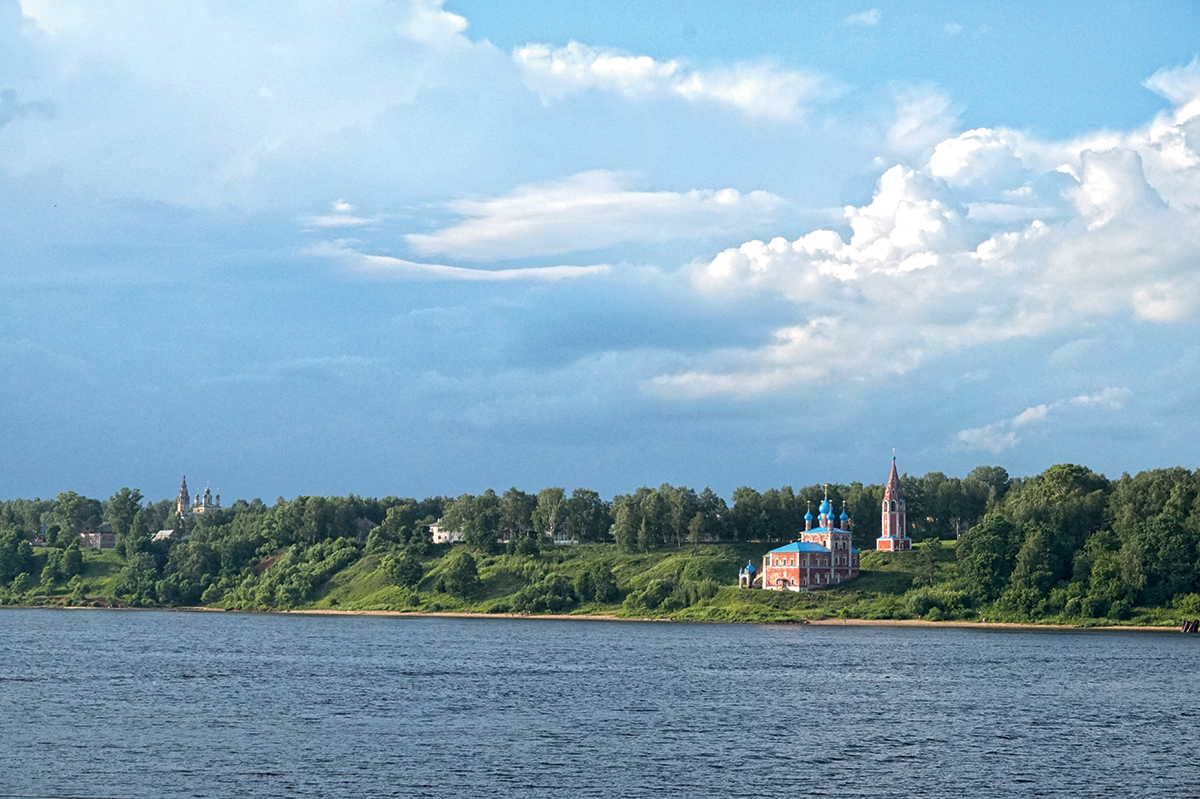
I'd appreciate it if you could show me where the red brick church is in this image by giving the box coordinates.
[753,493,861,591]
[738,456,914,591]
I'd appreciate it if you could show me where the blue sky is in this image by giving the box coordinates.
[3,0,1200,503]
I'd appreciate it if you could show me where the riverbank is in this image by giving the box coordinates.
[6,602,1186,632]
[235,606,1180,632]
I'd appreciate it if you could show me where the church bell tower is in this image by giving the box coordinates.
[876,455,911,551]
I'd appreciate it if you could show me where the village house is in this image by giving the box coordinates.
[429,519,463,545]
[79,523,116,549]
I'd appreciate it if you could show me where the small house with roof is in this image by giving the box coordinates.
[79,523,116,549]
[759,495,860,591]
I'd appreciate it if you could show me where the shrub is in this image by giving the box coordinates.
[443,550,480,599]
[382,551,424,588]
[511,573,577,613]
[1172,593,1200,616]
[1109,598,1132,621]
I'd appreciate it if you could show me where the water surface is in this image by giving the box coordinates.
[1,609,1196,798]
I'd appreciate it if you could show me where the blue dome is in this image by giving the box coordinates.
[840,509,849,520]
[804,510,814,520]
[744,560,756,573]
[818,499,832,515]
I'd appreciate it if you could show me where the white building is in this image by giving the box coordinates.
[429,519,462,544]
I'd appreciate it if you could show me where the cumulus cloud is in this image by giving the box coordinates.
[514,41,826,121]
[649,61,1200,399]
[406,170,784,260]
[312,241,609,282]
[957,389,1130,453]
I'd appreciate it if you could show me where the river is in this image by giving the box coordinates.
[1,609,1196,798]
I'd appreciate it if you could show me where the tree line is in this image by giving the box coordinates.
[952,464,1200,620]
[4,463,1200,616]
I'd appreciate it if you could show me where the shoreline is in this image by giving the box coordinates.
[4,604,1183,632]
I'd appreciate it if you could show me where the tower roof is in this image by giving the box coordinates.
[884,456,904,502]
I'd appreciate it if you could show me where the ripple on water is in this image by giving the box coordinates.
[1,611,1197,798]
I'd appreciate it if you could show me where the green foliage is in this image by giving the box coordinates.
[119,552,160,607]
[6,462,1200,626]
[904,586,969,619]
[0,527,34,582]
[957,514,1019,600]
[53,491,103,539]
[511,572,576,613]
[443,549,480,599]
[624,577,674,611]
[572,562,618,603]
[382,550,424,587]
[10,572,33,595]
[62,542,84,579]
[107,487,144,555]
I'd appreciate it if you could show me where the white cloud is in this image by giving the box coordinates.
[956,425,1017,455]
[10,0,504,206]
[1011,404,1049,427]
[406,170,784,260]
[649,62,1200,399]
[301,200,379,229]
[1071,387,1132,409]
[886,88,959,159]
[845,9,881,26]
[513,41,826,121]
[958,389,1130,453]
[312,241,609,282]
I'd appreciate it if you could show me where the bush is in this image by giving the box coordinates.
[382,551,424,588]
[511,573,577,613]
[1109,598,1132,621]
[904,586,968,619]
[1172,593,1200,616]
[443,550,480,599]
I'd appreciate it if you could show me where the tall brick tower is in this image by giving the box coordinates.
[876,455,911,551]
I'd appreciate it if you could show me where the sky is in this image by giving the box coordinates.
[3,0,1200,503]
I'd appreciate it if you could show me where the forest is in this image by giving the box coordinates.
[1,463,1199,626]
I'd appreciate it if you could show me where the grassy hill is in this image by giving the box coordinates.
[7,538,1192,628]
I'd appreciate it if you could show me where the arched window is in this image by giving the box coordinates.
[890,500,897,511]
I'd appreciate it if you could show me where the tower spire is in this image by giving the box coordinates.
[877,453,911,552]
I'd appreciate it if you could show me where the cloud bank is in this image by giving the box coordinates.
[649,60,1200,402]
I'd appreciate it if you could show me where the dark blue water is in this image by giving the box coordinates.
[1,610,1197,798]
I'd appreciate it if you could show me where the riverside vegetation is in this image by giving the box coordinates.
[3,464,1200,627]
